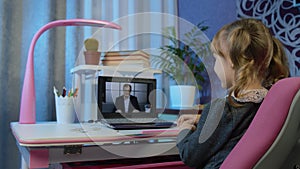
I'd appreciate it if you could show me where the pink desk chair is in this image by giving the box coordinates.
[221,77,300,169]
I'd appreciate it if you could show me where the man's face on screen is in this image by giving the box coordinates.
[123,86,131,97]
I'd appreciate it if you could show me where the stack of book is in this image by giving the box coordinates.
[102,50,150,68]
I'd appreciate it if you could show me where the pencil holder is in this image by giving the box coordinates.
[55,96,75,124]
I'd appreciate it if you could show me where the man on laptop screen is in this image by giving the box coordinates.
[98,76,176,130]
[113,84,141,113]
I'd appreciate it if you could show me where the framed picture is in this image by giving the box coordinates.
[294,0,300,7]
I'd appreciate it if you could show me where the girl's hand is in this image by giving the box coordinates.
[177,114,201,131]
[177,114,201,126]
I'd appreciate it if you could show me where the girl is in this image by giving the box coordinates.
[176,18,289,169]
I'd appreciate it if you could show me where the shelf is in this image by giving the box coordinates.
[70,65,162,76]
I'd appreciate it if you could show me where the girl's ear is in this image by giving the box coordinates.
[225,55,234,69]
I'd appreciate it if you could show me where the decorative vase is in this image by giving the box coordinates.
[84,51,101,65]
[170,85,196,108]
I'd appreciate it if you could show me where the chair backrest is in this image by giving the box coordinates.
[255,81,300,169]
[220,77,300,169]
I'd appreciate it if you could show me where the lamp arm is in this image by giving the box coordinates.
[19,19,121,124]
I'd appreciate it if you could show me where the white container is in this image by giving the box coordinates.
[170,85,196,108]
[55,96,75,124]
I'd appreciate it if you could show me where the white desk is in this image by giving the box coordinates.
[11,122,179,169]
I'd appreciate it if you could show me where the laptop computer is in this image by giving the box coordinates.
[97,76,177,130]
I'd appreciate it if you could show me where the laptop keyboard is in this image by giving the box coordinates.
[104,118,172,124]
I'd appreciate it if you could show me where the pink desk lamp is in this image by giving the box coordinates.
[19,19,121,124]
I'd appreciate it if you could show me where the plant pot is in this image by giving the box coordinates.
[170,85,196,108]
[84,51,101,65]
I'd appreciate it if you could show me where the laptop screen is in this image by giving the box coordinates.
[98,76,157,119]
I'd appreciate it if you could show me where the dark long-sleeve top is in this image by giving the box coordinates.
[176,97,262,169]
[113,95,140,113]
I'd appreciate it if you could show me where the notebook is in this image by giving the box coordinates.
[97,76,177,130]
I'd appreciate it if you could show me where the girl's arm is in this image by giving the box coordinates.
[176,99,233,168]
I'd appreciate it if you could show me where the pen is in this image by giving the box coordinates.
[62,87,67,97]
[67,89,72,97]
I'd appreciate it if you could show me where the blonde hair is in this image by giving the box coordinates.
[211,19,289,106]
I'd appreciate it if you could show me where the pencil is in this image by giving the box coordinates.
[67,90,71,97]
[73,88,79,97]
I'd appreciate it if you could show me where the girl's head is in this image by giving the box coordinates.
[211,19,289,100]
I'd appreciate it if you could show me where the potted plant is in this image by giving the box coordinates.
[152,22,211,107]
[84,38,101,65]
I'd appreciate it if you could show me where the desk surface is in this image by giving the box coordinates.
[11,122,179,147]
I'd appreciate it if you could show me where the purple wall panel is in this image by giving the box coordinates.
[177,0,237,40]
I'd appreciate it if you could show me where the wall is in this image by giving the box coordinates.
[177,0,237,40]
[177,0,237,100]
[236,0,300,76]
